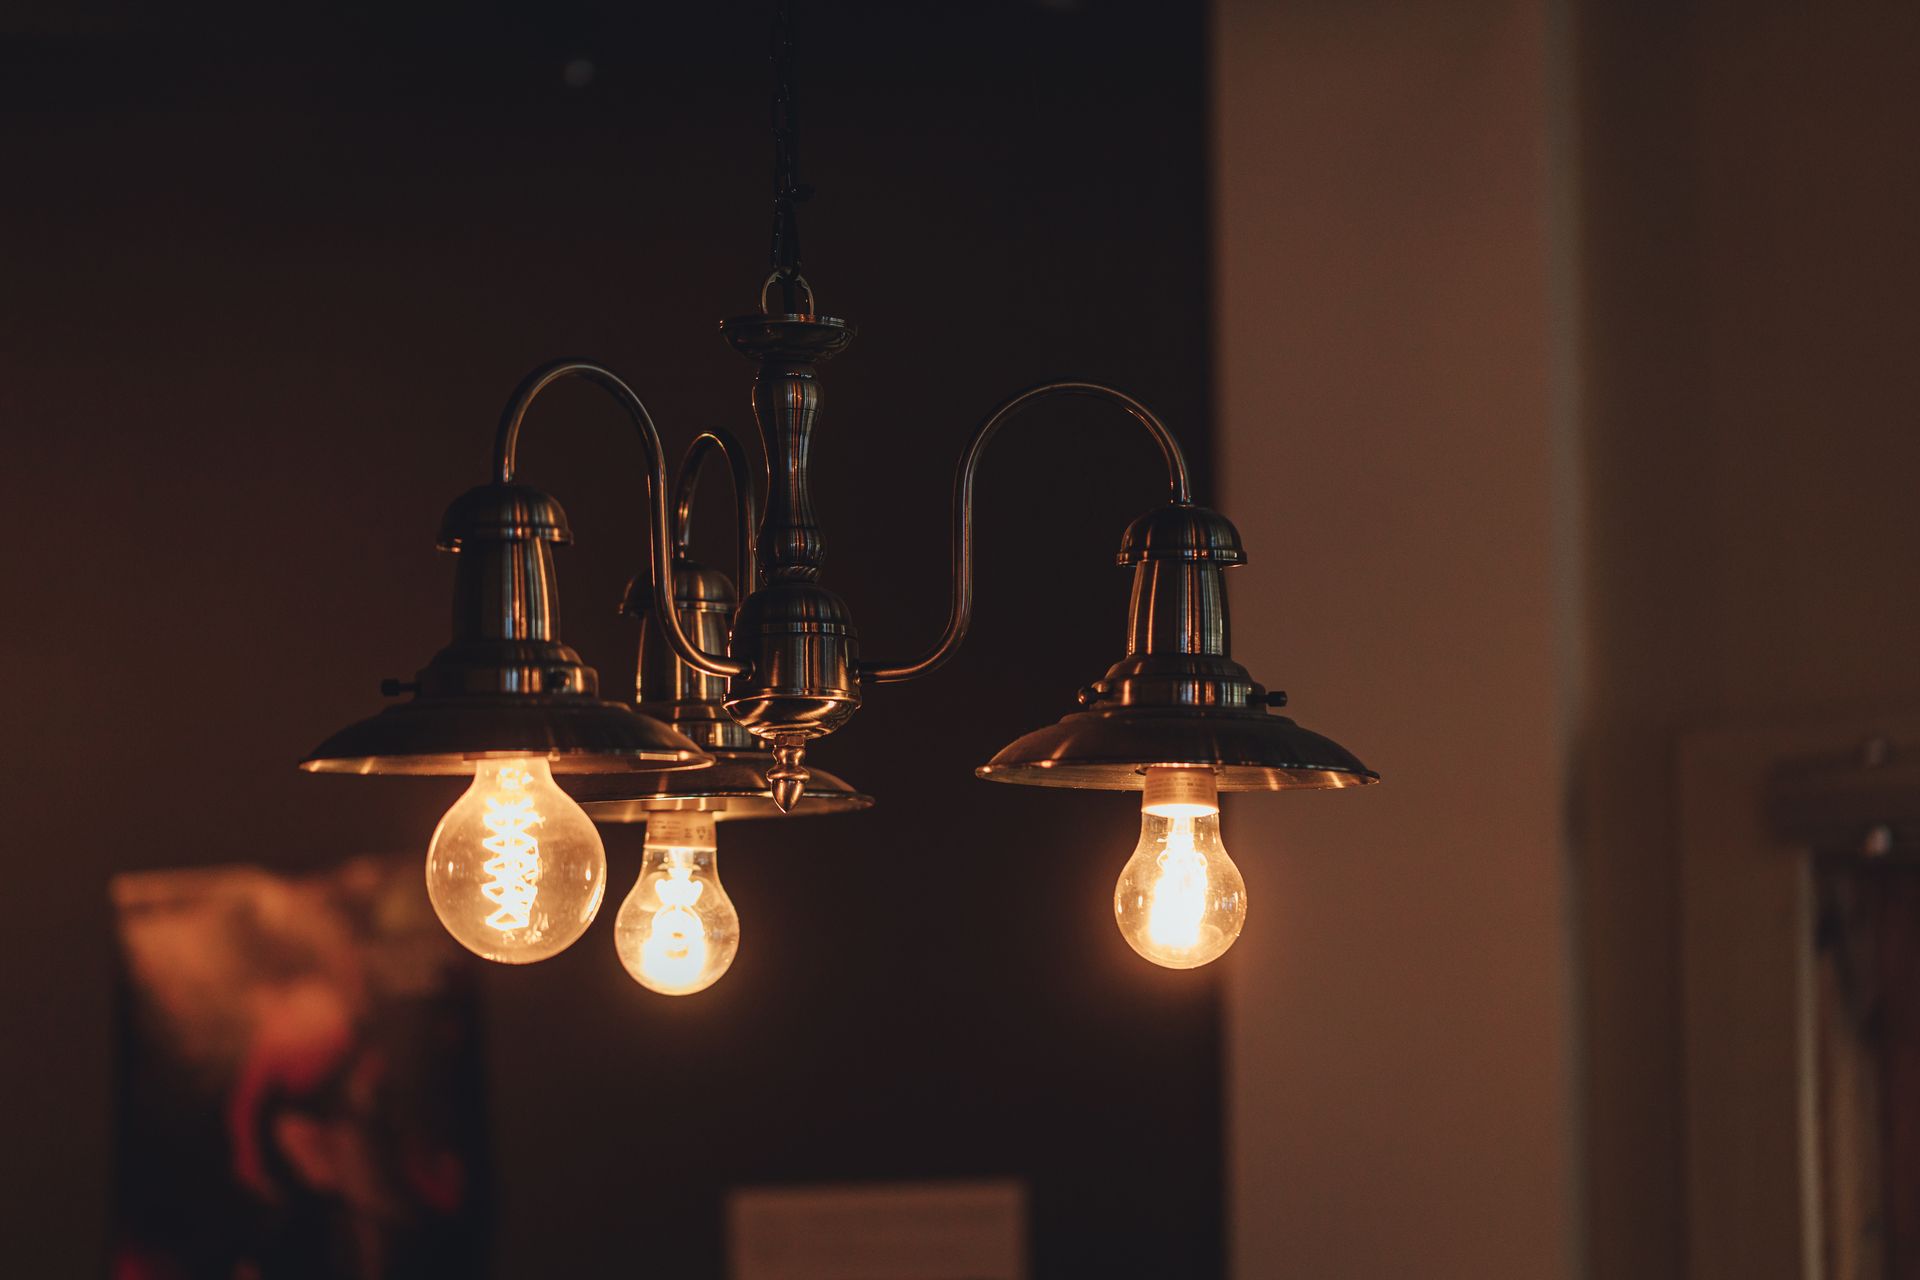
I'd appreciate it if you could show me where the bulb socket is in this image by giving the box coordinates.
[645,812,718,850]
[1142,766,1220,817]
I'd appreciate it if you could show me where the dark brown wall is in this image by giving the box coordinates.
[0,4,1218,1274]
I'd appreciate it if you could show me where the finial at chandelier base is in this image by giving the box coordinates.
[767,737,811,814]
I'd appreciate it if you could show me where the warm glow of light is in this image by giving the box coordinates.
[615,813,739,996]
[479,766,541,932]
[425,756,606,965]
[1114,767,1247,969]
[636,852,714,990]
[1144,816,1210,951]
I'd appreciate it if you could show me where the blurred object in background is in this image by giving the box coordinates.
[110,858,490,1280]
[728,1179,1026,1280]
[1817,859,1920,1280]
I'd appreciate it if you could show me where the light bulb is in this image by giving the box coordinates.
[614,813,740,996]
[425,755,607,964]
[1114,766,1247,969]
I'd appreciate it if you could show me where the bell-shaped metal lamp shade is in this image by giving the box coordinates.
[978,708,1376,791]
[301,482,711,776]
[977,504,1377,792]
[564,551,874,819]
[301,698,709,776]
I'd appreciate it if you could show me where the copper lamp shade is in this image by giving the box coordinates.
[978,709,1376,791]
[977,504,1377,792]
[301,697,709,777]
[301,482,710,776]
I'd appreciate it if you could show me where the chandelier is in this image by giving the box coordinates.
[302,1,1376,995]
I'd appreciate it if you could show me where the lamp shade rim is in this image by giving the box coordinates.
[567,751,874,821]
[300,694,712,776]
[976,707,1377,792]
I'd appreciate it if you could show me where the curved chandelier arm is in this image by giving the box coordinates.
[673,427,761,598]
[859,380,1194,685]
[491,359,751,681]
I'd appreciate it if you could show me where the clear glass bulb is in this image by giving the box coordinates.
[614,813,740,996]
[424,755,607,964]
[1114,766,1247,969]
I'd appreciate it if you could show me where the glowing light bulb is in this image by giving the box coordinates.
[614,813,739,996]
[1114,766,1247,969]
[425,756,607,964]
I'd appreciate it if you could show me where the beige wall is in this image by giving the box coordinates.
[1218,1,1920,1277]
[1578,3,1920,1276]
[1214,2,1580,1276]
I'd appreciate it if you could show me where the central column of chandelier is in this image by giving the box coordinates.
[302,0,1376,995]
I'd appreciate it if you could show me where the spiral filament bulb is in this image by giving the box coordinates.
[479,766,542,932]
[425,756,607,964]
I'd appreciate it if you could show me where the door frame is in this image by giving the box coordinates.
[1680,709,1920,1279]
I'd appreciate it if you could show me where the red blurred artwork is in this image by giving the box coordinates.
[110,857,490,1279]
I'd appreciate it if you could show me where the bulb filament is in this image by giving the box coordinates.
[1146,816,1210,951]
[480,766,542,932]
[639,852,711,989]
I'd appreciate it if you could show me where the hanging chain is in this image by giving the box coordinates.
[764,0,814,314]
